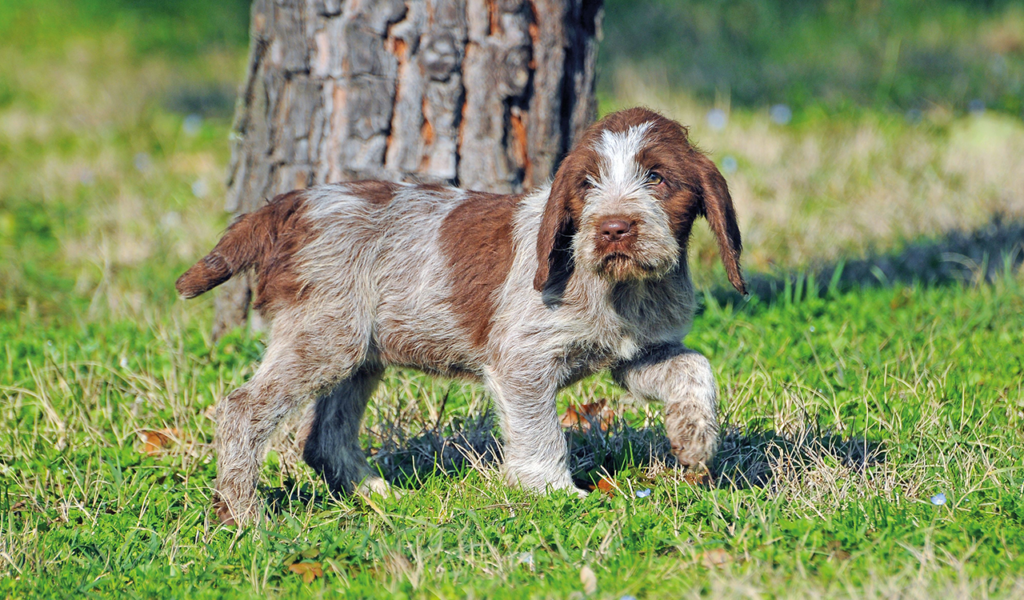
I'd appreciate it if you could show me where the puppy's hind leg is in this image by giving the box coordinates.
[302,362,389,497]
[213,326,369,525]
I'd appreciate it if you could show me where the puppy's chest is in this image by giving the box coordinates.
[571,280,693,344]
[551,289,691,380]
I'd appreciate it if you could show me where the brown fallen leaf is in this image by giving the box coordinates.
[701,548,731,568]
[594,478,615,496]
[560,399,614,432]
[289,561,324,583]
[682,470,710,486]
[138,428,182,456]
[561,404,582,428]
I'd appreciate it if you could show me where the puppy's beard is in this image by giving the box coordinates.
[590,250,677,282]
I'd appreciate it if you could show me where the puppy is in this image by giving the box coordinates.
[177,107,746,524]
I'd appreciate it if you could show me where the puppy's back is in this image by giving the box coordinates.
[176,181,475,319]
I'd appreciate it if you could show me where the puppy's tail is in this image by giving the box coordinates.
[175,191,305,299]
[175,212,263,299]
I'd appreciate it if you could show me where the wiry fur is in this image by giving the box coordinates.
[176,108,747,524]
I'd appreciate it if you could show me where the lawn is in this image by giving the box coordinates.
[2,1,1024,598]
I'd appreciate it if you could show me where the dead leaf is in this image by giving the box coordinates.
[560,399,614,432]
[595,478,616,496]
[289,561,324,583]
[682,470,710,486]
[701,548,731,568]
[138,428,182,456]
[561,404,582,428]
[579,565,597,595]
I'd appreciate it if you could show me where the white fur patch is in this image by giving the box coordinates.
[592,121,653,197]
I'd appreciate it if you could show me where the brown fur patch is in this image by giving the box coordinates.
[533,143,595,290]
[632,118,703,249]
[375,327,479,379]
[175,190,313,308]
[690,152,746,294]
[344,180,400,205]
[415,182,455,195]
[440,191,520,348]
[249,191,318,315]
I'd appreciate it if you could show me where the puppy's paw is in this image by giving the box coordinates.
[214,499,237,526]
[213,495,259,526]
[666,418,719,470]
[357,476,404,499]
[502,462,580,496]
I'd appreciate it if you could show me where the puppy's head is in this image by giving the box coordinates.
[533,108,746,295]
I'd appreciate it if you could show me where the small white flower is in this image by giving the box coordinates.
[636,488,651,498]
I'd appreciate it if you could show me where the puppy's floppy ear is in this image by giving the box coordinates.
[533,168,576,291]
[694,152,747,295]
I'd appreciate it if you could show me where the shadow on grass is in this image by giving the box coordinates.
[363,412,883,493]
[714,215,1024,307]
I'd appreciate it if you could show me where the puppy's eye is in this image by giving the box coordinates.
[646,172,664,186]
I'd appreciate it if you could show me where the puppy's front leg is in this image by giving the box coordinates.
[484,367,581,495]
[613,344,720,469]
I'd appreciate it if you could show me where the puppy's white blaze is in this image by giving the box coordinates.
[594,121,653,197]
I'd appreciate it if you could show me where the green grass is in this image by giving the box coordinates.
[3,278,1024,597]
[2,0,1024,597]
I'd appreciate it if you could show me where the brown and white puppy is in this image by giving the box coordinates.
[177,107,746,524]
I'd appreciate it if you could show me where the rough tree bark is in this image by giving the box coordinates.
[214,0,603,338]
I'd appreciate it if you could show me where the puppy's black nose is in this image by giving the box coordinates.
[600,219,631,241]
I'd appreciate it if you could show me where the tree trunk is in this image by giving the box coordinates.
[214,0,603,338]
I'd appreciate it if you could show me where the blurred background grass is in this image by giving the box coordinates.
[602,0,1024,116]
[0,0,1022,321]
